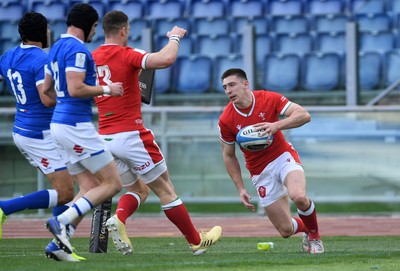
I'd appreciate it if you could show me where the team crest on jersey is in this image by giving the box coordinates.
[259,112,266,121]
[75,53,86,68]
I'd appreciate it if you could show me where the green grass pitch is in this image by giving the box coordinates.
[1,236,399,271]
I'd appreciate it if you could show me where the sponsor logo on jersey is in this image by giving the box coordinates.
[73,144,84,154]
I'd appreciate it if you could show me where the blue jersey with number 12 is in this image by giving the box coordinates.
[46,34,97,125]
[0,44,53,136]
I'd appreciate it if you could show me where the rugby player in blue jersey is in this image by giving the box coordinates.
[0,12,89,261]
[43,3,124,256]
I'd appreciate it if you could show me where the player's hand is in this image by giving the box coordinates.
[109,82,124,96]
[253,122,277,139]
[239,190,256,212]
[167,26,187,39]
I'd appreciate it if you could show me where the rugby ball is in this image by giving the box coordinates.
[236,125,273,151]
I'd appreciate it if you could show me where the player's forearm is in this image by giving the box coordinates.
[277,108,311,131]
[224,156,246,192]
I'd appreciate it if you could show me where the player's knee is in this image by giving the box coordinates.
[56,187,75,205]
[278,227,293,238]
[291,194,309,209]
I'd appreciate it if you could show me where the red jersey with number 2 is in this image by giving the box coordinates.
[218,90,301,176]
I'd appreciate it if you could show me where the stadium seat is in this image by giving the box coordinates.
[268,0,303,16]
[189,0,226,18]
[237,33,272,68]
[85,37,103,52]
[271,15,309,34]
[0,38,20,55]
[275,33,313,55]
[128,19,148,39]
[312,14,348,33]
[359,31,396,54]
[0,2,25,22]
[30,0,67,21]
[262,53,301,92]
[128,36,142,49]
[355,13,392,32]
[156,35,193,56]
[302,52,341,91]
[232,16,269,35]
[229,0,264,18]
[196,34,234,59]
[154,66,173,94]
[153,18,191,36]
[351,0,387,15]
[173,55,213,93]
[108,0,143,19]
[358,51,383,90]
[0,21,19,41]
[213,54,244,92]
[384,49,400,87]
[146,0,184,19]
[50,19,67,42]
[393,1,400,14]
[193,17,230,36]
[306,0,344,15]
[315,32,346,54]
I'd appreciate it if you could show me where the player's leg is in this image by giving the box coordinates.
[285,170,324,254]
[106,172,149,255]
[146,166,222,255]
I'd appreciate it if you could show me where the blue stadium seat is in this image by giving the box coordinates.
[156,35,193,56]
[306,0,344,15]
[268,0,303,16]
[262,53,301,92]
[237,33,273,68]
[230,0,264,18]
[358,51,383,90]
[0,2,25,22]
[275,33,313,55]
[173,55,213,93]
[393,1,400,14]
[271,15,309,34]
[30,0,67,21]
[189,0,226,18]
[351,0,387,15]
[0,21,19,41]
[193,17,230,36]
[196,34,234,58]
[108,0,143,19]
[232,16,269,35]
[213,54,244,92]
[312,14,348,33]
[153,18,191,36]
[146,0,184,19]
[355,13,392,32]
[302,52,341,91]
[129,19,149,39]
[0,38,20,55]
[154,66,173,94]
[128,36,142,49]
[359,31,396,54]
[315,32,346,54]
[384,50,400,87]
[50,19,67,42]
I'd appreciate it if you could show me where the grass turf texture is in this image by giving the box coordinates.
[1,236,399,271]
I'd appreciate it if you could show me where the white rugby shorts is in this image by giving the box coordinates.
[13,130,68,174]
[50,122,110,165]
[99,128,166,184]
[251,151,304,207]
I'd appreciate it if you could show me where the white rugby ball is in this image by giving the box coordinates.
[236,125,273,151]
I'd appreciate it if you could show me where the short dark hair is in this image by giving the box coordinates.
[221,68,248,82]
[18,12,48,48]
[102,10,128,36]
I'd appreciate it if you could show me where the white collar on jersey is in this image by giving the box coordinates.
[60,34,84,44]
[233,92,255,117]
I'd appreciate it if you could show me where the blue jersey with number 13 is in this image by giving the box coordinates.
[0,44,53,135]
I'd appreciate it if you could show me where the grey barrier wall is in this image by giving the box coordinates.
[0,106,399,203]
